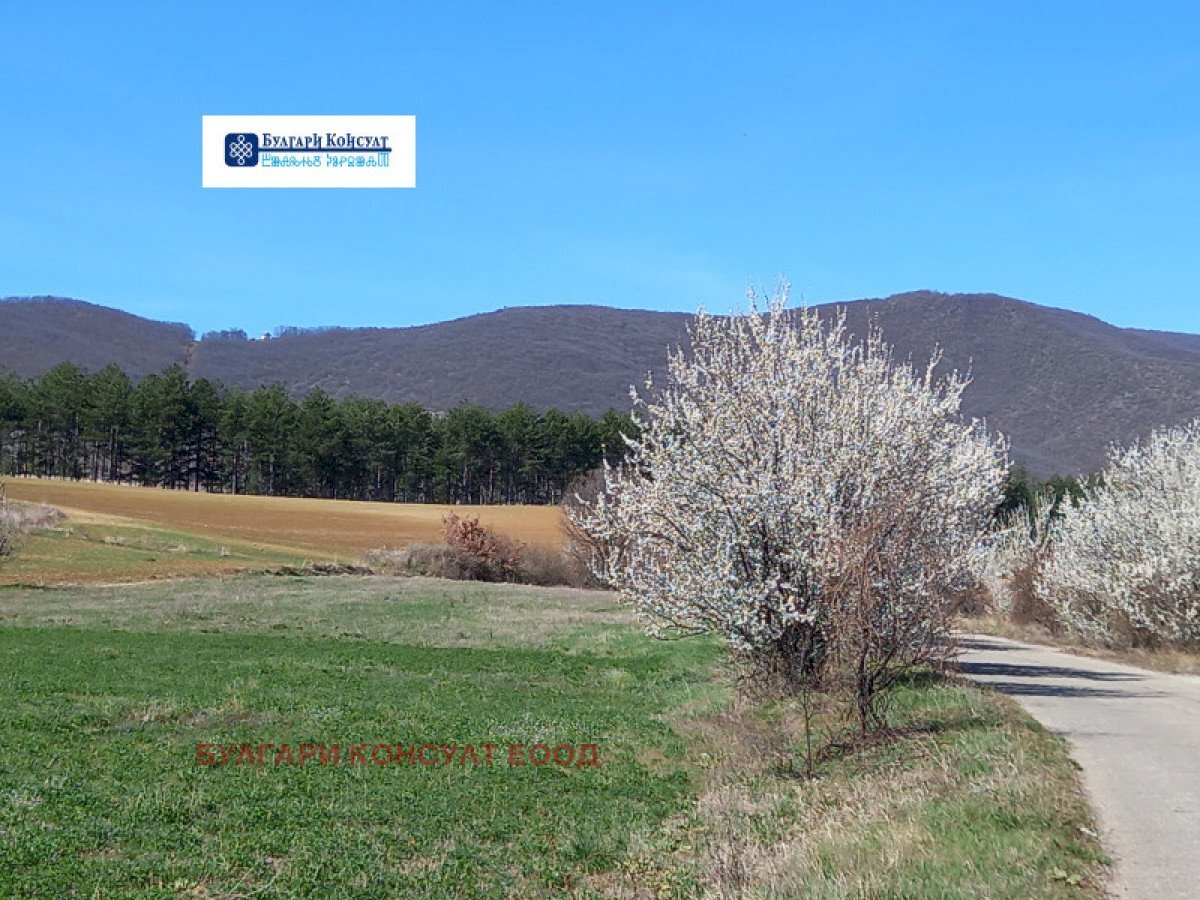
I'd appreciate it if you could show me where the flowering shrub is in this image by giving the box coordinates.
[560,468,625,589]
[979,487,1059,621]
[1036,421,1200,646]
[569,289,1006,728]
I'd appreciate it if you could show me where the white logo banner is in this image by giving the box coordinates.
[202,115,416,188]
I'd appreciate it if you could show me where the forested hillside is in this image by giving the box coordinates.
[6,292,1200,474]
[0,297,193,379]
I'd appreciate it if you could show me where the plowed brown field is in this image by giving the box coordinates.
[4,479,563,557]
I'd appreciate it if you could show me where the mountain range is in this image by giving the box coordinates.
[3,292,1199,476]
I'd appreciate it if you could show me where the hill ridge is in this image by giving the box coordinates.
[3,292,1199,475]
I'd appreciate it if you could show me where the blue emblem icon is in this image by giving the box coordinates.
[225,133,259,167]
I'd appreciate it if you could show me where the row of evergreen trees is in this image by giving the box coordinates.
[0,363,635,504]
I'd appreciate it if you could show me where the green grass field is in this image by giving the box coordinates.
[0,576,1106,897]
[0,519,313,586]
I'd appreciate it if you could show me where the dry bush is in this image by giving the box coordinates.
[0,485,15,561]
[0,521,13,560]
[559,468,621,589]
[3,504,66,531]
[0,484,66,560]
[442,513,524,582]
[0,484,66,533]
[365,514,584,587]
[363,543,490,581]
[950,581,992,618]
[514,544,583,587]
[365,540,584,588]
[1005,560,1061,631]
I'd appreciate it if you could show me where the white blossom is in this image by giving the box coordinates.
[979,487,1059,614]
[1037,421,1200,644]
[569,288,1008,662]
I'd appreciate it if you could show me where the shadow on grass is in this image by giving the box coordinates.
[773,705,995,780]
[886,667,947,690]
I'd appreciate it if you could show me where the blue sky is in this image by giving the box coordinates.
[2,2,1198,336]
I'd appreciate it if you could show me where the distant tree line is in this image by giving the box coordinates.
[0,363,635,504]
[995,465,1091,523]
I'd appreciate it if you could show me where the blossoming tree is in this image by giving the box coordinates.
[979,486,1060,617]
[569,289,1007,728]
[1036,420,1200,646]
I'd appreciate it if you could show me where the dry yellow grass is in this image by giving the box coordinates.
[3,478,564,557]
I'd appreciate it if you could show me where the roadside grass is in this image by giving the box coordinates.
[960,613,1200,677]
[666,674,1108,899]
[0,578,1107,897]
